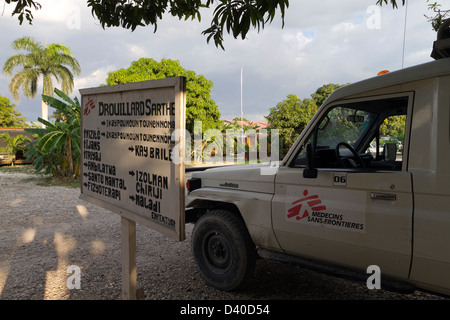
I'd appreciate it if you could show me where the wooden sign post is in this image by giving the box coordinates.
[79,77,186,299]
[121,217,137,300]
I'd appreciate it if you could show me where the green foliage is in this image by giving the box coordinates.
[105,58,222,133]
[0,132,31,166]
[24,88,81,179]
[376,0,406,9]
[311,83,348,107]
[202,0,289,49]
[380,114,406,142]
[266,84,351,155]
[268,83,409,158]
[316,107,371,148]
[0,96,29,127]
[4,0,41,25]
[223,117,260,131]
[266,94,318,155]
[425,1,450,31]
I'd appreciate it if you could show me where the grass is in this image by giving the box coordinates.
[0,164,81,188]
[0,164,36,174]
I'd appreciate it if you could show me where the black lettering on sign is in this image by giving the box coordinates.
[85,182,121,200]
[98,100,175,117]
[132,145,172,162]
[135,170,169,189]
[83,150,102,161]
[84,140,101,150]
[151,212,175,229]
[136,182,163,199]
[135,145,148,157]
[104,175,126,190]
[83,129,101,139]
[84,162,116,175]
[134,194,160,213]
[87,172,104,184]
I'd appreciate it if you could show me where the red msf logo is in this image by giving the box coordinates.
[287,189,326,221]
[84,98,96,116]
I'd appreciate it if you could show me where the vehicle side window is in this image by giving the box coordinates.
[291,97,408,171]
[365,115,406,162]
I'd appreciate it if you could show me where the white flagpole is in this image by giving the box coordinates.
[240,67,243,123]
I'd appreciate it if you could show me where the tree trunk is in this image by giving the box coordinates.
[41,100,49,123]
[65,136,74,178]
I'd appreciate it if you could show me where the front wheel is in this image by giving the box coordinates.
[191,210,256,291]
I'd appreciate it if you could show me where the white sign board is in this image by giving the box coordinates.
[79,77,186,241]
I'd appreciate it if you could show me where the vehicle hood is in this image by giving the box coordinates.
[189,162,279,194]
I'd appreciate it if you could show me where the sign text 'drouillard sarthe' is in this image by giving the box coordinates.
[79,77,186,241]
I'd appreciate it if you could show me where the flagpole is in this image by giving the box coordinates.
[240,67,243,123]
[402,0,409,69]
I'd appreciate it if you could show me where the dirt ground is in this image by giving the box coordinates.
[0,170,448,303]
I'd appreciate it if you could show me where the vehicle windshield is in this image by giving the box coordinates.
[316,107,376,150]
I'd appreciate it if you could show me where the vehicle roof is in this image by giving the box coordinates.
[324,57,450,104]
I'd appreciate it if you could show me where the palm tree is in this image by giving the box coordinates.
[2,36,81,122]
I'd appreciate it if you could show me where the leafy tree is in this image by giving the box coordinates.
[223,117,260,131]
[0,133,30,166]
[2,37,81,121]
[6,0,289,49]
[105,58,221,133]
[4,0,41,25]
[380,114,406,142]
[24,88,81,178]
[0,96,29,127]
[266,83,347,155]
[265,94,317,155]
[311,83,347,107]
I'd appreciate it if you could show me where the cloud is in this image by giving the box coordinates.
[0,0,441,124]
[74,67,113,92]
[129,45,148,60]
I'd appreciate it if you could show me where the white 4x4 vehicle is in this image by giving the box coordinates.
[185,21,450,296]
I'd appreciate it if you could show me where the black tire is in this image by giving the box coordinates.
[191,209,257,291]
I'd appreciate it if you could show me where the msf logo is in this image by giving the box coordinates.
[84,98,96,116]
[287,189,326,221]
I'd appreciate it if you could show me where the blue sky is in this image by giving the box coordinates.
[0,0,442,124]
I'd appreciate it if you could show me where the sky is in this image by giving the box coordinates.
[0,0,444,125]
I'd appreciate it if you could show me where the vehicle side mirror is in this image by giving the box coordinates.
[303,143,317,179]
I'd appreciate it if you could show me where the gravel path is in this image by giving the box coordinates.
[0,171,448,303]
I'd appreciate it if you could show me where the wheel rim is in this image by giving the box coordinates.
[203,232,233,274]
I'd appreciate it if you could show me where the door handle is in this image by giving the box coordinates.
[370,192,396,201]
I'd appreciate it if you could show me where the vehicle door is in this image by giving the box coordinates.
[272,93,414,279]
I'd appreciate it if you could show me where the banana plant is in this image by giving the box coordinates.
[25,88,81,178]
